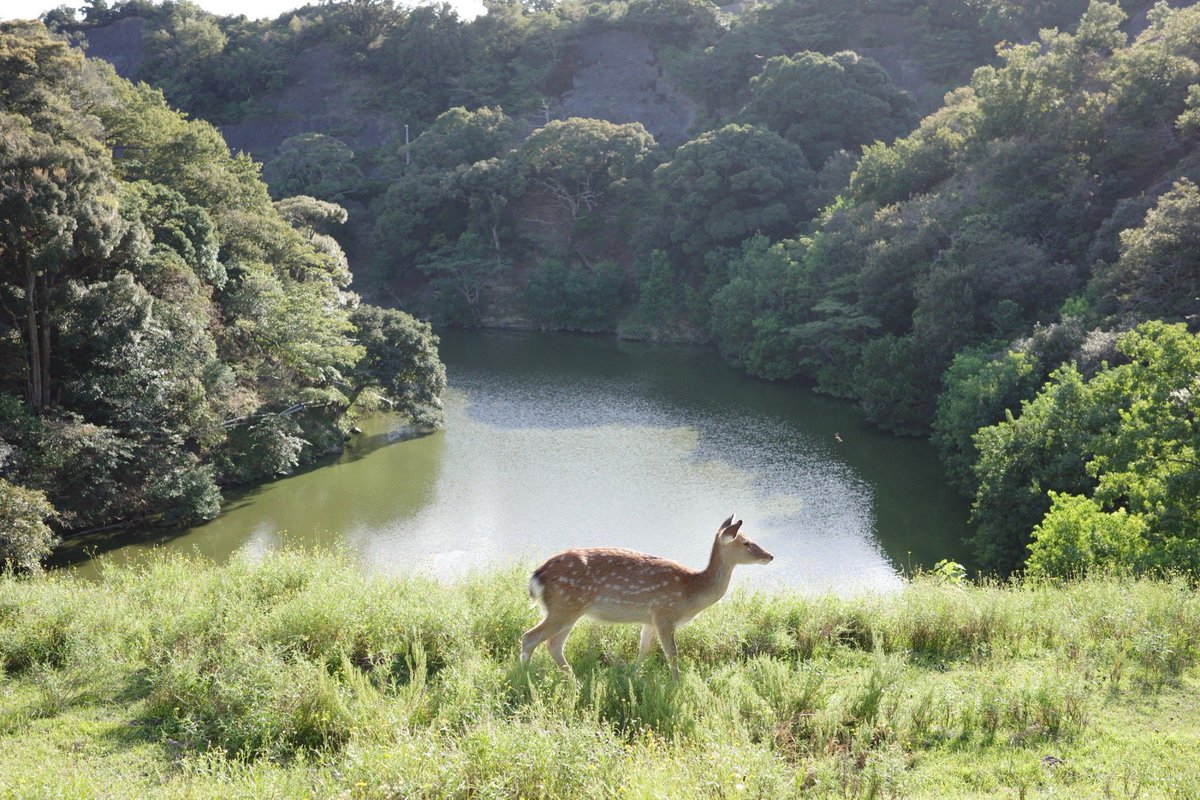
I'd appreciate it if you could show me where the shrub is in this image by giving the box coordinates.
[0,478,56,572]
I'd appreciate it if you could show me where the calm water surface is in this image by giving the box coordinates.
[58,331,970,591]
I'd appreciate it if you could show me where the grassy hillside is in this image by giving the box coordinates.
[2,552,1198,798]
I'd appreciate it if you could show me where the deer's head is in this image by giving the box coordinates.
[716,514,773,566]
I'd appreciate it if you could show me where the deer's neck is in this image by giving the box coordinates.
[691,540,735,607]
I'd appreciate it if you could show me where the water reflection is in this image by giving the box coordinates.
[57,330,970,591]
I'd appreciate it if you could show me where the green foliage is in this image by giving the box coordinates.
[970,366,1105,574]
[774,1,1200,438]
[972,323,1200,576]
[0,477,55,573]
[405,106,518,172]
[371,4,467,121]
[740,50,917,169]
[517,117,659,263]
[0,22,446,555]
[855,334,940,435]
[914,217,1074,363]
[623,249,702,339]
[371,107,521,297]
[1026,492,1149,578]
[138,3,286,121]
[1179,83,1200,136]
[261,133,363,201]
[652,124,815,256]
[708,235,810,380]
[348,304,447,427]
[523,260,625,332]
[849,112,970,205]
[1086,323,1200,572]
[273,195,350,236]
[1090,179,1200,325]
[933,345,1038,495]
[619,0,721,50]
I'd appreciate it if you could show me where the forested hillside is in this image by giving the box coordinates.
[0,21,446,569]
[5,0,1199,577]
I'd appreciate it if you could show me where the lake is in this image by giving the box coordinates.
[56,330,971,591]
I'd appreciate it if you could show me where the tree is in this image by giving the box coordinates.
[0,114,128,412]
[1084,323,1200,572]
[445,156,525,275]
[517,118,658,267]
[372,108,519,290]
[262,133,363,202]
[970,365,1106,574]
[708,235,811,380]
[740,50,917,170]
[273,196,350,238]
[405,106,517,172]
[652,124,816,257]
[348,305,447,427]
[1090,179,1200,326]
[522,259,625,332]
[372,4,465,121]
[417,233,506,324]
[932,345,1037,495]
[122,180,225,288]
[1026,491,1149,577]
[913,216,1074,366]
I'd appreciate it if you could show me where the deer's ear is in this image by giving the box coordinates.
[719,520,743,542]
[719,513,735,530]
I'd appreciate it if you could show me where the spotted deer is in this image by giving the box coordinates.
[520,515,773,679]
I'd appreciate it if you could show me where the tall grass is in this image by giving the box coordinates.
[1,552,1198,798]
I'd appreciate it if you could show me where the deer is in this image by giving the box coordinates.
[520,514,773,679]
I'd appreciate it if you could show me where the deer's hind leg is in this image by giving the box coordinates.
[546,623,578,674]
[521,612,579,666]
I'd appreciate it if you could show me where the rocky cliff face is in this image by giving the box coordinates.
[79,20,701,162]
[549,29,698,147]
[79,15,146,78]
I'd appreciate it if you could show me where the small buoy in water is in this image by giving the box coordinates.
[834,432,843,443]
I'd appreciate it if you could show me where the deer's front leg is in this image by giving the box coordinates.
[637,624,657,664]
[655,619,680,680]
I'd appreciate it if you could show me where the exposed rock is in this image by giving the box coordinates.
[78,16,146,79]
[218,43,398,162]
[550,30,698,148]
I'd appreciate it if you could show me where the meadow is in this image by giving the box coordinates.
[1,552,1198,798]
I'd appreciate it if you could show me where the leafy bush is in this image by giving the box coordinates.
[1026,492,1150,577]
[523,260,625,332]
[0,479,55,572]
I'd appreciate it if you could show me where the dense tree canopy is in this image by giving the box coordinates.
[740,51,918,170]
[652,124,815,256]
[0,20,444,568]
